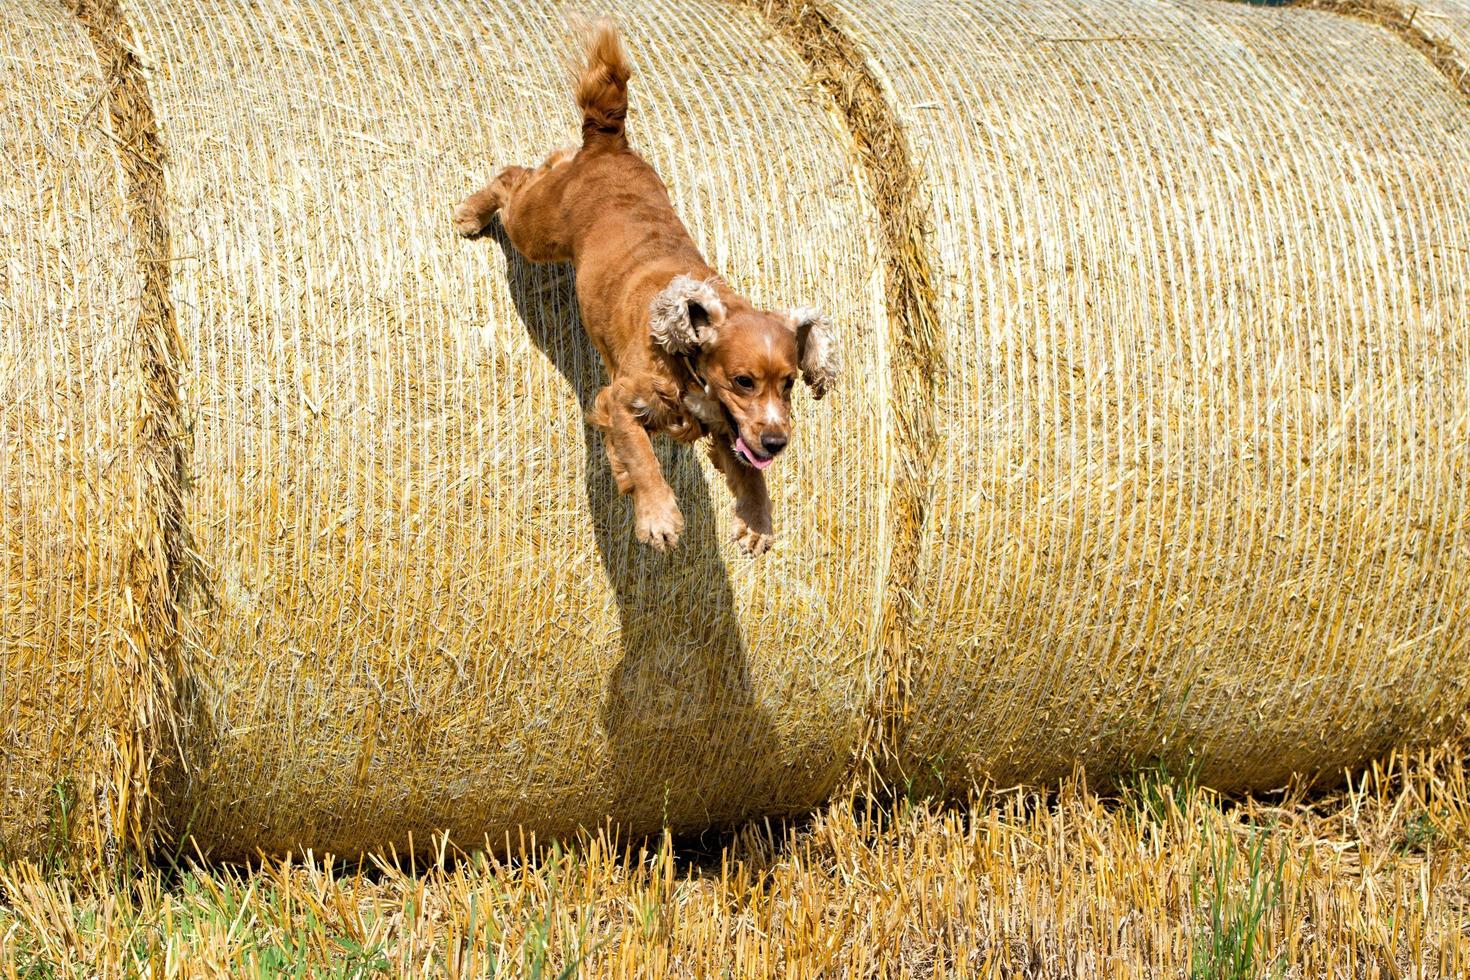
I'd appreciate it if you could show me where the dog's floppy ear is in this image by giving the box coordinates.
[787,308,839,399]
[650,275,725,354]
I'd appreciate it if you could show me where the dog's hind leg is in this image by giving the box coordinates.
[537,145,576,171]
[495,160,576,263]
[453,146,575,240]
[452,165,530,237]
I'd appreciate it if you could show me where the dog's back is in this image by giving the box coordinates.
[556,23,714,343]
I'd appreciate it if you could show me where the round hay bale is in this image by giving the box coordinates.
[0,0,153,862]
[818,0,1470,789]
[119,0,887,860]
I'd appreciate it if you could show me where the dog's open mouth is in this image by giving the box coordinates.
[733,436,774,470]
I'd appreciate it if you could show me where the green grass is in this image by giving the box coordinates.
[40,781,77,880]
[1189,825,1289,980]
[1396,809,1443,855]
[1120,756,1200,828]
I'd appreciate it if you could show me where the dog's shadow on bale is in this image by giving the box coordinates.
[490,226,783,831]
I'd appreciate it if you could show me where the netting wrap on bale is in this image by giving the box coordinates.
[817,0,1470,788]
[1421,0,1470,61]
[1297,0,1470,98]
[0,0,172,863]
[1,0,1468,862]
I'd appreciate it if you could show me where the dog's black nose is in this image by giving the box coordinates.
[761,434,788,456]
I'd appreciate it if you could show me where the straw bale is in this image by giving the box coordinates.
[822,0,1470,790]
[0,1,147,862]
[111,0,886,860]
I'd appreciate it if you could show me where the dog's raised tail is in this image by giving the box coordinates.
[575,19,631,148]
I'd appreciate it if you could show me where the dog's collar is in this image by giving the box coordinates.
[678,353,741,437]
[679,352,709,394]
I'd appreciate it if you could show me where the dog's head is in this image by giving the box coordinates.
[650,275,839,470]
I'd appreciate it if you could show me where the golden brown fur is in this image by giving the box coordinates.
[453,21,838,555]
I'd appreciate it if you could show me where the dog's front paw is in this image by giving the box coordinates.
[635,496,684,552]
[451,199,488,237]
[731,516,775,557]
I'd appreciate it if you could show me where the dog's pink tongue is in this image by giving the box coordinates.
[735,437,774,470]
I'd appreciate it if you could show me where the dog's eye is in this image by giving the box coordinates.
[733,375,755,391]
[783,377,796,392]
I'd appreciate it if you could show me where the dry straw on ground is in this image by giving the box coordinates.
[2,0,1469,865]
[4,719,1470,976]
